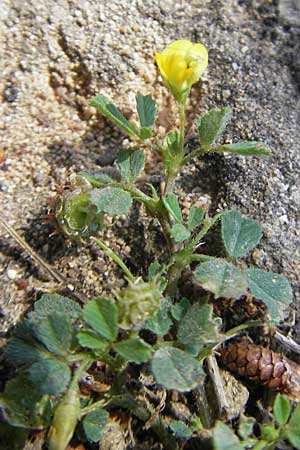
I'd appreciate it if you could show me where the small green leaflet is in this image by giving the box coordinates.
[116,148,145,182]
[194,258,248,298]
[171,298,190,321]
[144,298,172,336]
[28,359,71,395]
[77,329,109,351]
[188,206,204,231]
[169,420,192,438]
[196,106,232,147]
[82,408,109,443]
[286,427,300,449]
[288,402,300,427]
[136,93,156,138]
[151,347,205,391]
[214,141,271,156]
[177,303,220,352]
[113,337,152,363]
[29,294,81,321]
[162,193,183,223]
[6,320,49,366]
[221,209,262,258]
[213,421,243,450]
[33,313,72,357]
[89,95,138,138]
[83,297,118,341]
[90,187,132,216]
[0,375,51,429]
[170,223,191,242]
[273,394,291,426]
[246,269,292,322]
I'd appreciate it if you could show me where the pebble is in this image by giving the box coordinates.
[7,269,18,280]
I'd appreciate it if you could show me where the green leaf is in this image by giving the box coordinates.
[6,320,49,366]
[238,416,256,439]
[221,209,262,258]
[246,269,292,322]
[0,375,51,429]
[214,142,271,156]
[136,93,156,138]
[83,297,118,341]
[169,419,192,438]
[114,337,152,363]
[116,148,145,182]
[286,427,300,449]
[273,394,291,426]
[28,359,71,395]
[151,347,205,391]
[33,312,72,356]
[144,298,172,336]
[90,187,132,216]
[77,329,109,350]
[288,402,300,427]
[170,223,191,242]
[29,294,81,320]
[177,303,220,353]
[89,95,138,137]
[188,206,204,231]
[171,298,190,321]
[82,408,109,443]
[213,421,243,450]
[194,258,248,298]
[162,193,183,223]
[260,424,279,441]
[196,106,232,147]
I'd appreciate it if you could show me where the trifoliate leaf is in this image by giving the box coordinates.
[114,337,152,363]
[90,95,138,137]
[77,329,109,350]
[213,421,243,450]
[0,375,52,429]
[171,298,190,321]
[221,209,262,258]
[162,193,183,223]
[83,297,118,341]
[170,223,191,242]
[33,312,72,356]
[196,106,232,147]
[136,93,156,138]
[214,142,271,156]
[177,304,220,353]
[151,347,205,391]
[82,408,109,443]
[90,187,132,216]
[246,269,292,322]
[194,258,247,298]
[5,320,49,366]
[29,294,81,321]
[273,394,291,426]
[28,359,71,395]
[144,298,172,336]
[116,148,145,182]
[169,420,192,438]
[188,206,204,231]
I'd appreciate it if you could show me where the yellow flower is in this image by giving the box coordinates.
[155,39,208,102]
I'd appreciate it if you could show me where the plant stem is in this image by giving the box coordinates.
[80,399,107,418]
[178,101,185,153]
[92,238,135,282]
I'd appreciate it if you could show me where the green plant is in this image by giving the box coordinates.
[213,394,300,450]
[0,39,295,450]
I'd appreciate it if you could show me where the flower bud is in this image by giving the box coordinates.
[156,39,208,102]
[116,277,163,331]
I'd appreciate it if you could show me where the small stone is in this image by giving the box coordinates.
[222,89,231,100]
[7,269,18,280]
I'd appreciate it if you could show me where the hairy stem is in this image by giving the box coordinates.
[91,237,136,282]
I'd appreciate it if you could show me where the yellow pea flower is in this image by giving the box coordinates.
[156,39,208,102]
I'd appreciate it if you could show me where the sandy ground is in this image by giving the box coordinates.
[0,0,300,337]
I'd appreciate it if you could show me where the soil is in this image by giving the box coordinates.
[0,0,300,448]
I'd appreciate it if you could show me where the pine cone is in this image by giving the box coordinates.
[219,342,300,400]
